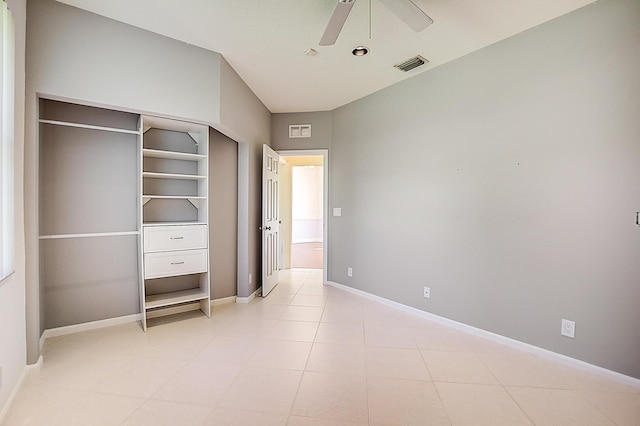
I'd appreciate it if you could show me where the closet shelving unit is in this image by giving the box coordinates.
[38,99,142,329]
[140,115,211,330]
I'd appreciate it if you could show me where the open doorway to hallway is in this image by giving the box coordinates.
[278,151,327,280]
[291,163,323,268]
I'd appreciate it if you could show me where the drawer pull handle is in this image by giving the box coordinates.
[170,261,185,265]
[170,236,184,240]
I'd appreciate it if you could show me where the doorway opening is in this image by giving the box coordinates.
[277,150,328,283]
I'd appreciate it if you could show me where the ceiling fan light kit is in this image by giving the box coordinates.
[320,0,433,47]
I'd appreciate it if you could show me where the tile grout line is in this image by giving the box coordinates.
[287,270,318,421]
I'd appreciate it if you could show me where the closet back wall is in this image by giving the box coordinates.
[209,129,238,300]
[39,100,140,328]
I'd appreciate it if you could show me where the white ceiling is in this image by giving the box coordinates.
[55,0,596,113]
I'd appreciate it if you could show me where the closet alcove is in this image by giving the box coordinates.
[37,99,232,331]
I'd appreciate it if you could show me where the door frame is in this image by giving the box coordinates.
[277,149,329,284]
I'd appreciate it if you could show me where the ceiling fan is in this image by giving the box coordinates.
[319,0,433,46]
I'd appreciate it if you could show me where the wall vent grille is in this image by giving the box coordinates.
[394,55,428,72]
[289,124,311,138]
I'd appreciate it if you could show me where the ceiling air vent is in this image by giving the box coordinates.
[394,55,428,72]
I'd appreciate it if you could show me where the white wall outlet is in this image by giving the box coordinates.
[249,273,253,284]
[347,267,353,277]
[423,287,431,298]
[561,319,576,338]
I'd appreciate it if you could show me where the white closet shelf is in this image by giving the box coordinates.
[142,148,206,161]
[145,288,209,309]
[143,172,207,180]
[142,195,206,200]
[39,231,140,240]
[142,195,206,207]
[39,119,141,135]
[143,221,207,227]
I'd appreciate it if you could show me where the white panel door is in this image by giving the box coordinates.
[262,145,280,296]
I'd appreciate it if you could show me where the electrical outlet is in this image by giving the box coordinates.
[423,287,431,298]
[249,273,252,284]
[561,319,575,338]
[0,366,3,388]
[347,267,353,277]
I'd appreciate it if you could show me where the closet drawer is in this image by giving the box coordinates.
[144,249,208,279]
[144,225,207,253]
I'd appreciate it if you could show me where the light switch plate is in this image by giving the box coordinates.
[333,208,342,217]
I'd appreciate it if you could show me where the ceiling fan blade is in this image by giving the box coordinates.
[378,0,433,32]
[319,0,356,46]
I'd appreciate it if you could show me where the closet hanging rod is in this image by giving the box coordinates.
[39,231,140,240]
[39,119,141,135]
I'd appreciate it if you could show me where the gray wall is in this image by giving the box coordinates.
[25,0,221,124]
[272,112,333,151]
[218,59,272,297]
[209,129,238,299]
[0,0,27,416]
[25,0,269,361]
[273,0,640,379]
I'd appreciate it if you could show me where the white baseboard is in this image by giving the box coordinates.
[0,371,23,424]
[236,287,261,303]
[40,296,238,342]
[326,281,640,389]
[212,295,237,306]
[0,368,25,424]
[4,293,239,423]
[0,355,40,425]
[42,314,142,343]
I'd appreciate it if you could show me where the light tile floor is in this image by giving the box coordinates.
[3,269,640,425]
